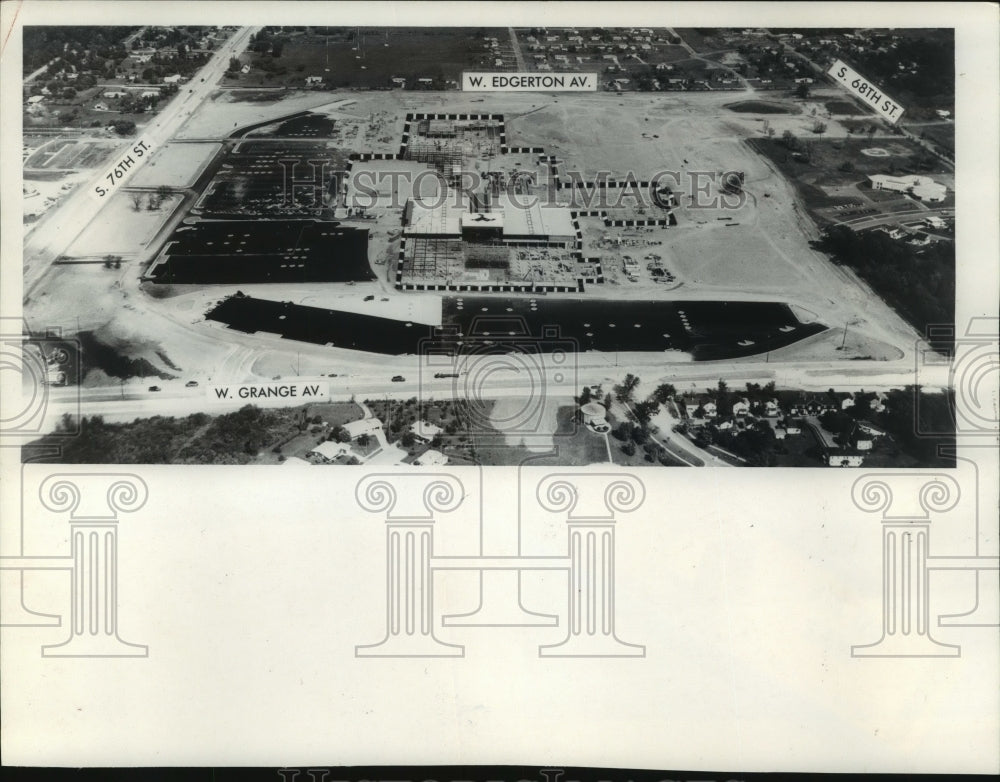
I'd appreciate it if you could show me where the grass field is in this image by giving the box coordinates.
[228,28,507,90]
[913,122,955,154]
[726,100,797,114]
[643,45,695,65]
[747,136,948,202]
[824,100,865,115]
[673,28,725,53]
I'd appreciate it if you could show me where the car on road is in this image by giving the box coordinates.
[185,380,199,388]
[148,385,161,392]
[391,376,405,382]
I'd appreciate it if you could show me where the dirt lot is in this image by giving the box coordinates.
[64,191,181,257]
[128,142,221,188]
[24,86,935,404]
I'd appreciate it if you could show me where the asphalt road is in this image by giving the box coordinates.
[37,354,951,430]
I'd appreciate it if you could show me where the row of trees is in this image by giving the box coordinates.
[129,187,173,212]
[23,27,138,75]
[817,225,955,349]
[32,405,302,464]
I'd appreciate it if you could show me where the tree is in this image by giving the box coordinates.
[781,129,797,150]
[156,185,172,202]
[714,379,732,417]
[795,82,811,99]
[632,399,659,425]
[130,192,143,211]
[357,433,371,447]
[400,431,416,448]
[820,410,854,442]
[614,373,640,403]
[651,383,676,404]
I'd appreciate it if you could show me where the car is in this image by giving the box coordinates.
[391,376,405,382]
[433,372,459,379]
[364,294,375,301]
[148,385,161,392]
[185,380,199,388]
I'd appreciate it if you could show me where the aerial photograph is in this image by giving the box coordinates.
[19,24,957,467]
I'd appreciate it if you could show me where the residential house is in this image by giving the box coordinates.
[344,418,383,440]
[869,393,888,413]
[411,420,443,442]
[783,418,804,435]
[857,421,887,439]
[792,398,835,417]
[413,449,448,466]
[307,441,350,463]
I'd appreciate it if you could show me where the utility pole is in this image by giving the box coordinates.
[841,320,849,349]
